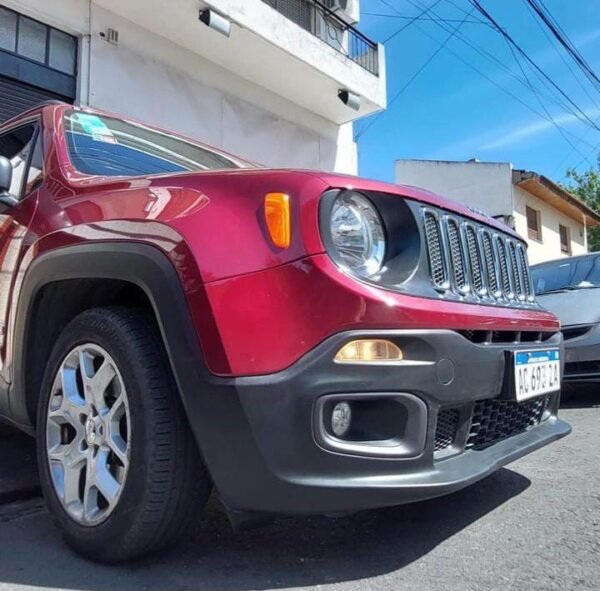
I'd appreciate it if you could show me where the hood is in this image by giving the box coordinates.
[65,167,520,239]
[298,170,519,238]
[537,288,600,326]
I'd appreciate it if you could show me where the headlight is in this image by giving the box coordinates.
[330,192,386,277]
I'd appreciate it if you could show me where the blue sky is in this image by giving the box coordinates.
[355,0,600,185]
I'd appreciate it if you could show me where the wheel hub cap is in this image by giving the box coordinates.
[45,344,130,526]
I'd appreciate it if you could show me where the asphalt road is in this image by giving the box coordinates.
[0,389,598,591]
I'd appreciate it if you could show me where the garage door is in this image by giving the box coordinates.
[0,76,70,124]
[0,6,77,123]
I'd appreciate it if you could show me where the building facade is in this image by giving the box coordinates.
[0,0,386,174]
[395,159,600,265]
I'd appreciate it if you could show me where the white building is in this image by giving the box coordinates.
[395,159,600,265]
[0,0,386,174]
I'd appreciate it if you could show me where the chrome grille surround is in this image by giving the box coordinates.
[421,207,536,307]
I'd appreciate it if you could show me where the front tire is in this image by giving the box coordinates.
[36,307,211,563]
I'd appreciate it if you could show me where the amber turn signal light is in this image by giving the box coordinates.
[264,193,291,249]
[335,339,404,364]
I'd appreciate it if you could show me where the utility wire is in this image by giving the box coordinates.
[502,36,594,167]
[559,141,600,182]
[369,0,597,150]
[522,0,600,111]
[364,12,488,26]
[400,0,590,137]
[525,0,600,91]
[380,0,444,44]
[357,7,475,139]
[467,0,600,132]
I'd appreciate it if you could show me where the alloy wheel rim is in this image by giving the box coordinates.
[45,343,131,526]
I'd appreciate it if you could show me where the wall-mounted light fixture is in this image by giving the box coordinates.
[338,89,361,111]
[199,9,231,37]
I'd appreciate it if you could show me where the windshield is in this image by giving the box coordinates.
[63,110,253,177]
[531,255,600,295]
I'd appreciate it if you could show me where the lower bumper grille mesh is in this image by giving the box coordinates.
[434,395,551,456]
[466,395,550,450]
[434,408,459,452]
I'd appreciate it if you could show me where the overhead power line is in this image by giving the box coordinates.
[525,0,600,92]
[502,36,594,167]
[522,0,600,112]
[356,6,475,139]
[398,0,594,139]
[364,12,488,26]
[467,0,600,132]
[380,0,444,44]
[361,0,598,151]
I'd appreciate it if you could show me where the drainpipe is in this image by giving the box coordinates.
[78,0,93,106]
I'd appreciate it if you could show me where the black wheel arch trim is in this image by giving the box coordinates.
[8,242,209,430]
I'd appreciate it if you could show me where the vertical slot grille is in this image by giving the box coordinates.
[517,244,532,299]
[481,230,499,295]
[508,241,524,299]
[446,218,467,291]
[465,225,484,292]
[422,207,536,307]
[423,211,447,288]
[495,236,513,297]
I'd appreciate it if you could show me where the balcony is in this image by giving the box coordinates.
[262,0,379,76]
[93,0,386,124]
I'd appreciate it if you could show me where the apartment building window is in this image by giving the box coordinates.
[526,205,542,241]
[559,224,571,254]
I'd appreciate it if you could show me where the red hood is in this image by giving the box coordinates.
[295,169,518,238]
[62,166,518,239]
[56,166,520,283]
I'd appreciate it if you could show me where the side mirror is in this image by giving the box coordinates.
[0,156,12,193]
[0,156,17,209]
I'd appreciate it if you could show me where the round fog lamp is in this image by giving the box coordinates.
[331,402,352,438]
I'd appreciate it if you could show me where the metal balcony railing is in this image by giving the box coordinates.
[262,0,379,76]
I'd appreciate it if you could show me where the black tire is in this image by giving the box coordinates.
[36,306,211,563]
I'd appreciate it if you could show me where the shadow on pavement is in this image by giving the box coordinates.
[561,383,599,410]
[0,467,530,591]
[0,431,39,504]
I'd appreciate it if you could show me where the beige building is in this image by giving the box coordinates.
[395,159,600,265]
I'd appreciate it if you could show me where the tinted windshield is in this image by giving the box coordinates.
[63,110,252,176]
[532,255,600,294]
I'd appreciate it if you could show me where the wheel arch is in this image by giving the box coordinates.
[9,242,208,432]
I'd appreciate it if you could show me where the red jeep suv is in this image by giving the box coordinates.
[0,102,569,562]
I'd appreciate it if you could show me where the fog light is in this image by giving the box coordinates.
[334,339,403,364]
[331,402,352,438]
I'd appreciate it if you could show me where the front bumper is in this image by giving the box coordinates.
[564,323,600,383]
[189,329,570,515]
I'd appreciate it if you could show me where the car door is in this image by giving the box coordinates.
[0,120,43,413]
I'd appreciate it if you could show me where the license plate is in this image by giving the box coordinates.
[514,349,560,402]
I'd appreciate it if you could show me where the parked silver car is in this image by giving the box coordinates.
[532,253,600,385]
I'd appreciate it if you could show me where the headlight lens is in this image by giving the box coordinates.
[330,192,386,277]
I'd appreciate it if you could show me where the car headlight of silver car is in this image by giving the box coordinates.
[329,192,386,278]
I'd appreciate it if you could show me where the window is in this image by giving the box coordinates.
[531,255,600,294]
[526,206,542,241]
[0,7,77,76]
[559,224,571,255]
[0,123,43,199]
[63,111,254,177]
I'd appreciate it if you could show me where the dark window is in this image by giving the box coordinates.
[526,206,542,241]
[0,7,77,75]
[17,17,47,63]
[559,224,571,254]
[0,122,43,199]
[0,8,17,52]
[63,110,253,177]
